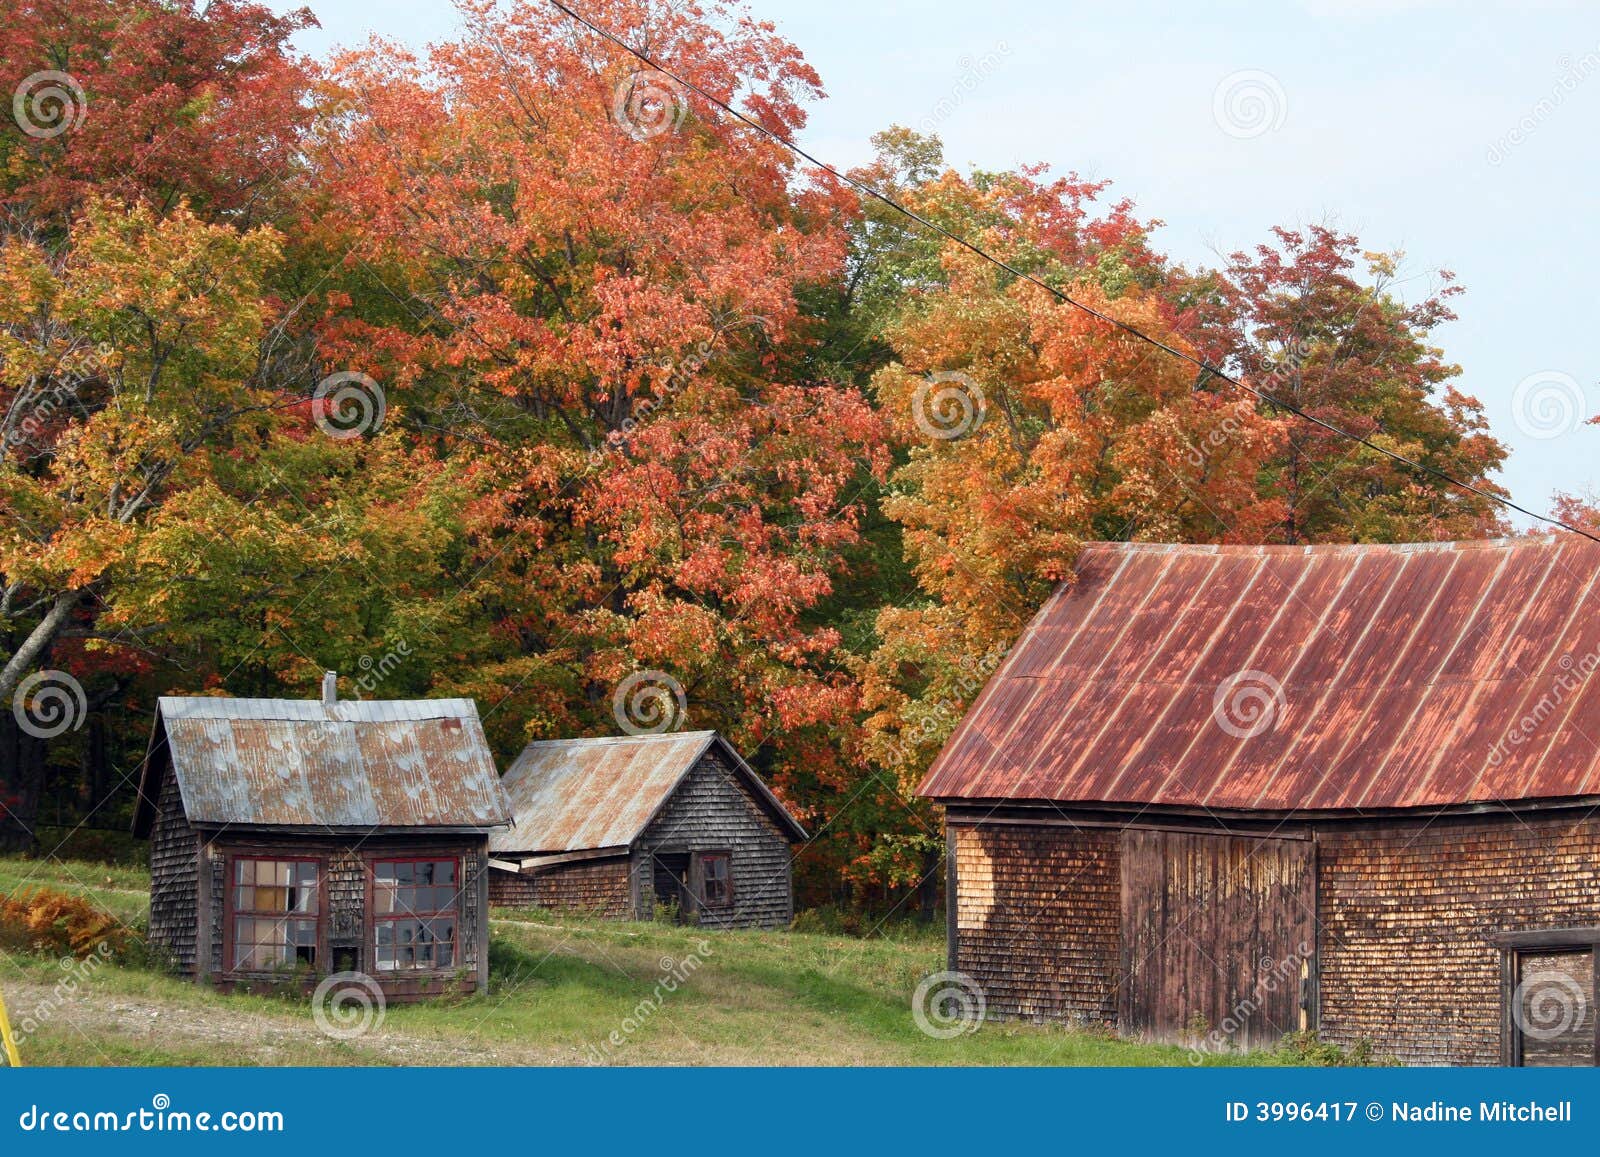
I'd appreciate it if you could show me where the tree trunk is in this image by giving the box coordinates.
[0,588,79,705]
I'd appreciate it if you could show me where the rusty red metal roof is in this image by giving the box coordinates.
[492,731,806,855]
[919,538,1600,812]
[135,696,511,833]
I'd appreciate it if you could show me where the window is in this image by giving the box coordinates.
[230,858,319,971]
[372,858,459,972]
[697,853,732,908]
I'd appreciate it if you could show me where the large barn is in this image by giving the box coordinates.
[920,537,1600,1066]
[489,731,806,928]
[133,678,511,1000]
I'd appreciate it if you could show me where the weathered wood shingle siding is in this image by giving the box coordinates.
[1318,811,1600,1066]
[147,763,201,976]
[636,750,794,929]
[949,820,1120,1025]
[490,857,634,917]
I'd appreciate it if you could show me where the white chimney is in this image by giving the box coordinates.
[321,670,337,708]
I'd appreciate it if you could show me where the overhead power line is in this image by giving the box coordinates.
[539,0,1600,545]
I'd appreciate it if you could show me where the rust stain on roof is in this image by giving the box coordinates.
[493,731,806,855]
[136,697,511,832]
[919,538,1600,812]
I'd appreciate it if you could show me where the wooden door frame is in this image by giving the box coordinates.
[1493,928,1600,1066]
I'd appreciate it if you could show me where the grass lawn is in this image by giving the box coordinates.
[0,855,1277,1067]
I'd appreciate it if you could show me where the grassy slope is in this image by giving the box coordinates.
[0,856,1274,1067]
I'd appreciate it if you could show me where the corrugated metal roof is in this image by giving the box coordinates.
[136,695,511,832]
[919,538,1600,811]
[492,731,806,854]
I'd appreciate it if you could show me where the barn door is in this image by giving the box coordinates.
[1119,830,1315,1050]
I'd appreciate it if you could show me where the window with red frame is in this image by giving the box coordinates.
[372,858,459,971]
[697,852,732,908]
[230,858,319,971]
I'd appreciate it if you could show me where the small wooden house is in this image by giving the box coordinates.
[133,677,511,1000]
[489,731,806,928]
[921,538,1600,1066]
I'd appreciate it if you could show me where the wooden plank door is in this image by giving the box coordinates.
[1119,829,1316,1050]
[1513,948,1596,1066]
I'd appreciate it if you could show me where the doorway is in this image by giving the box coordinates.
[1510,947,1596,1066]
[651,852,691,921]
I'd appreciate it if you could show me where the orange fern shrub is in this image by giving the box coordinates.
[0,888,131,959]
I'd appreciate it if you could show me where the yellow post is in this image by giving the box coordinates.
[0,988,21,1067]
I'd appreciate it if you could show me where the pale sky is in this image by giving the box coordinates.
[277,0,1600,527]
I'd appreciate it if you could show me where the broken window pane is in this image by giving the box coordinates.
[229,858,320,971]
[371,859,460,972]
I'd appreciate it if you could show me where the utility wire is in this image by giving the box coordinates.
[540,0,1600,545]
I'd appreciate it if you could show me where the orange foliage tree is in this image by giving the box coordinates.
[303,0,888,883]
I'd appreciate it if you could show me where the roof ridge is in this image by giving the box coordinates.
[1079,537,1551,556]
[517,729,717,747]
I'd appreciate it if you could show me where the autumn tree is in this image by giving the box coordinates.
[305,0,888,893]
[1219,224,1507,543]
[1,0,316,227]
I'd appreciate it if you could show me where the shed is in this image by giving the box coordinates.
[132,676,511,1000]
[920,537,1600,1065]
[489,731,806,928]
